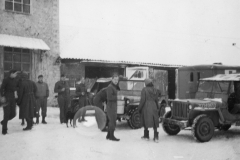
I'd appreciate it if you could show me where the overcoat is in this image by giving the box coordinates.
[17,79,37,119]
[106,83,118,131]
[93,88,107,110]
[138,86,159,128]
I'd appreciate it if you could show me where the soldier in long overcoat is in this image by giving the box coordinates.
[17,72,37,131]
[76,77,88,122]
[138,78,160,143]
[106,74,120,141]
[0,69,19,135]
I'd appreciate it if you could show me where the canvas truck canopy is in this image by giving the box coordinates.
[200,74,240,82]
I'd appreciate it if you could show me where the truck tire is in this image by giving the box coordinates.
[128,108,141,129]
[192,114,214,142]
[162,111,180,135]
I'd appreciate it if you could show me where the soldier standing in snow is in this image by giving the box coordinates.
[17,72,37,131]
[35,75,49,124]
[76,77,88,122]
[106,74,120,141]
[54,74,70,124]
[138,78,160,143]
[0,69,19,135]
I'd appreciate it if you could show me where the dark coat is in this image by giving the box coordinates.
[0,77,18,103]
[54,80,70,98]
[93,88,107,110]
[106,83,118,131]
[17,79,37,119]
[76,83,87,107]
[138,86,159,128]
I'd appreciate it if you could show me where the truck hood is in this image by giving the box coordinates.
[173,98,222,109]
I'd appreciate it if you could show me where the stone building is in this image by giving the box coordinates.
[0,0,60,106]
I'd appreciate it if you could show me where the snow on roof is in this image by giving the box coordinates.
[0,34,50,50]
[61,58,183,68]
[200,74,240,81]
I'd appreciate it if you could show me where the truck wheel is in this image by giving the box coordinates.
[192,114,214,142]
[128,109,141,129]
[158,103,166,123]
[218,124,231,131]
[162,111,180,135]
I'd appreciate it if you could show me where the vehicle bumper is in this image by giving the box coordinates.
[161,118,188,129]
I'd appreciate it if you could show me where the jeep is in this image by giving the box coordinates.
[162,73,240,142]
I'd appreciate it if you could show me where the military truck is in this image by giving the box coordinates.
[162,73,240,142]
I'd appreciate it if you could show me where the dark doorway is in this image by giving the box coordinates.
[85,66,124,79]
[168,69,176,99]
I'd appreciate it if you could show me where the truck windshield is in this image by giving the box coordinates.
[119,81,145,91]
[198,81,230,93]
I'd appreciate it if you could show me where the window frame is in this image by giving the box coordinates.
[4,0,31,15]
[3,47,32,78]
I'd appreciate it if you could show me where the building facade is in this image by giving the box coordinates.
[0,0,60,106]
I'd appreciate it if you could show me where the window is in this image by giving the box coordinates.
[5,0,30,14]
[190,72,194,82]
[4,47,31,78]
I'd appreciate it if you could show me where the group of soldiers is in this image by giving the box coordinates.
[1,70,160,143]
[0,70,49,135]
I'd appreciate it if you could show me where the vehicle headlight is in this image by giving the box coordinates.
[126,100,130,104]
[170,102,173,107]
[189,105,192,110]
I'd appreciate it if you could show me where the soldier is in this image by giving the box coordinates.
[106,74,120,141]
[76,77,88,122]
[138,78,160,143]
[35,75,49,124]
[0,69,19,135]
[54,74,70,124]
[17,72,37,131]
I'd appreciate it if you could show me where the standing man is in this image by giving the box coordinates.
[54,74,70,124]
[17,72,37,131]
[0,69,19,135]
[106,74,120,141]
[138,79,160,143]
[35,75,49,124]
[76,77,88,122]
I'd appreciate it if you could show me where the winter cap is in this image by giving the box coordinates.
[38,75,43,78]
[144,78,152,86]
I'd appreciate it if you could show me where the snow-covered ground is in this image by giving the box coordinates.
[1,107,240,160]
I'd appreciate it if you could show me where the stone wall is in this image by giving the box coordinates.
[0,0,60,106]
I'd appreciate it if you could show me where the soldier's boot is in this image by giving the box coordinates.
[141,129,149,141]
[23,119,32,131]
[106,131,110,140]
[1,121,7,135]
[153,131,159,143]
[42,117,47,124]
[21,119,25,126]
[36,117,39,124]
[109,131,120,141]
